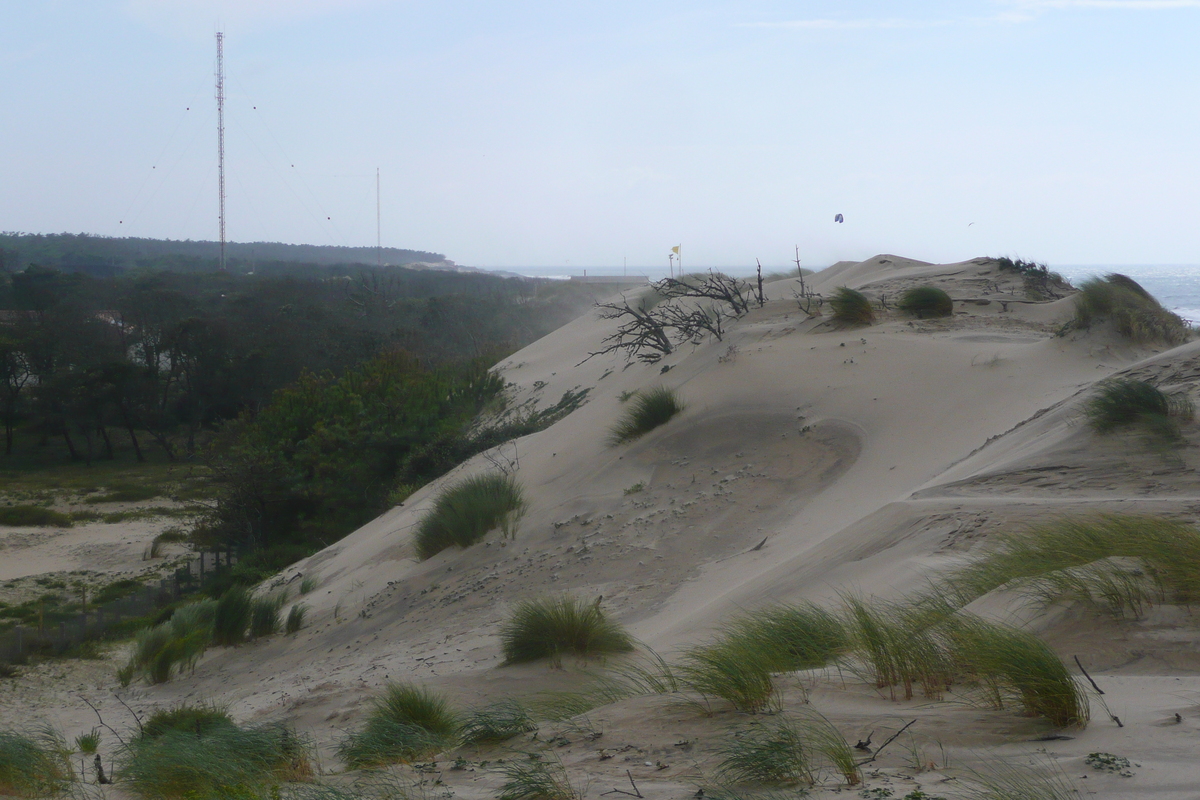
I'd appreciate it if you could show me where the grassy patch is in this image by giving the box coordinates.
[829,287,874,326]
[678,639,778,713]
[249,595,284,638]
[84,484,163,504]
[500,595,635,664]
[1075,273,1190,345]
[962,755,1082,800]
[125,598,216,684]
[0,505,72,528]
[337,682,459,768]
[213,586,252,647]
[1084,378,1192,439]
[897,286,953,319]
[498,753,581,800]
[607,386,685,445]
[285,603,308,635]
[721,603,846,672]
[716,716,812,786]
[461,699,538,744]
[0,728,73,797]
[75,728,101,754]
[840,596,953,701]
[414,473,527,560]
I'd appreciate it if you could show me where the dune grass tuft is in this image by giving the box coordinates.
[498,753,581,800]
[678,639,778,714]
[126,598,216,684]
[337,682,458,768]
[840,596,953,702]
[1075,273,1190,345]
[213,586,253,647]
[461,699,537,744]
[0,728,73,798]
[414,473,526,560]
[143,704,235,740]
[249,595,285,638]
[721,603,847,673]
[0,505,73,528]
[75,728,101,754]
[962,755,1083,800]
[897,285,953,318]
[501,595,635,664]
[286,603,308,635]
[829,286,874,326]
[715,716,813,786]
[1084,378,1192,439]
[608,386,685,445]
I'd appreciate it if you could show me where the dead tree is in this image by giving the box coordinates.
[657,301,728,344]
[792,285,823,317]
[579,299,674,364]
[654,271,755,317]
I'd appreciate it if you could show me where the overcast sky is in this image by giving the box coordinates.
[2,1,1197,271]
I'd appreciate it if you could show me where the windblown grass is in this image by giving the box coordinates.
[286,603,308,635]
[941,514,1200,616]
[608,386,685,445]
[1084,378,1192,439]
[1075,273,1190,345]
[678,638,778,713]
[143,704,235,739]
[829,287,874,326]
[75,728,101,754]
[414,473,527,560]
[126,598,217,683]
[250,595,285,638]
[498,753,581,800]
[501,595,634,664]
[840,596,953,701]
[897,286,953,318]
[0,505,72,528]
[715,716,813,786]
[460,699,537,744]
[0,728,73,797]
[120,719,312,799]
[337,682,458,768]
[720,603,847,672]
[962,755,1082,800]
[212,586,253,646]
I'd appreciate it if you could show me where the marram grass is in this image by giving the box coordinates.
[213,586,253,646]
[501,595,635,664]
[249,594,285,638]
[720,602,847,672]
[715,716,813,786]
[829,286,874,326]
[678,638,778,713]
[0,727,73,798]
[337,682,458,768]
[1084,378,1192,439]
[608,386,685,445]
[415,473,526,560]
[897,285,953,318]
[1075,273,1190,345]
[498,753,581,800]
[460,699,537,744]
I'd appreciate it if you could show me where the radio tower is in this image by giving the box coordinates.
[215,31,227,270]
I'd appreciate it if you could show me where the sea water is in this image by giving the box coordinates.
[1056,265,1200,325]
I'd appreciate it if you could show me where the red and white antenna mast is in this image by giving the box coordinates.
[215,30,227,270]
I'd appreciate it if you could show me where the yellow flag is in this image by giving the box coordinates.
[671,245,680,255]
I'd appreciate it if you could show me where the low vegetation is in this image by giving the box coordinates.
[460,699,538,744]
[285,603,308,635]
[1084,378,1192,439]
[841,595,952,702]
[414,473,527,560]
[0,505,72,528]
[678,639,778,713]
[716,716,813,785]
[249,594,285,638]
[124,598,216,684]
[608,386,685,445]
[501,595,635,664]
[897,286,953,318]
[498,753,581,800]
[829,287,874,326]
[720,603,846,672]
[0,728,73,797]
[212,586,253,646]
[1075,273,1190,345]
[337,682,459,768]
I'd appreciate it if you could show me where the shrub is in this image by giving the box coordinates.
[498,753,580,800]
[0,505,72,528]
[1084,378,1192,439]
[461,699,537,744]
[897,286,953,318]
[720,603,846,672]
[678,639,778,713]
[414,473,526,560]
[213,587,253,646]
[829,287,874,326]
[0,728,73,797]
[337,682,458,768]
[500,595,635,664]
[715,716,812,785]
[1075,274,1189,345]
[607,386,685,445]
[249,595,284,638]
[120,720,311,799]
[286,603,308,635]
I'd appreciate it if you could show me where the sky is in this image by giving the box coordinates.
[2,1,1198,272]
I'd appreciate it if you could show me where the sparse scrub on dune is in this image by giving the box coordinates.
[213,586,253,646]
[460,699,537,744]
[678,638,779,713]
[941,514,1200,617]
[607,386,685,445]
[897,286,954,319]
[337,682,458,768]
[414,473,527,560]
[0,728,73,798]
[1084,378,1192,439]
[501,595,635,664]
[722,603,847,672]
[829,286,874,326]
[498,753,581,800]
[1075,273,1190,345]
[120,716,312,800]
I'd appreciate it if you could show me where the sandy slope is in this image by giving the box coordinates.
[8,255,1200,798]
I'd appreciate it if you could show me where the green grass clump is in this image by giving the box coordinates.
[607,386,685,445]
[721,603,847,672]
[1084,378,1192,439]
[841,596,953,701]
[944,615,1088,728]
[1075,273,1190,345]
[829,286,874,326]
[125,598,217,684]
[143,704,235,740]
[962,755,1083,799]
[715,716,812,785]
[678,639,778,713]
[299,576,319,595]
[249,595,284,638]
[897,286,953,318]
[501,595,635,664]
[461,699,537,744]
[337,682,459,768]
[286,603,308,635]
[75,728,101,754]
[498,753,580,800]
[0,505,72,528]
[414,473,527,560]
[0,728,73,797]
[120,719,311,799]
[212,586,253,646]
[85,484,162,504]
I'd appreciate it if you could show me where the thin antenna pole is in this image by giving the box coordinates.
[215,31,226,270]
[376,167,381,268]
